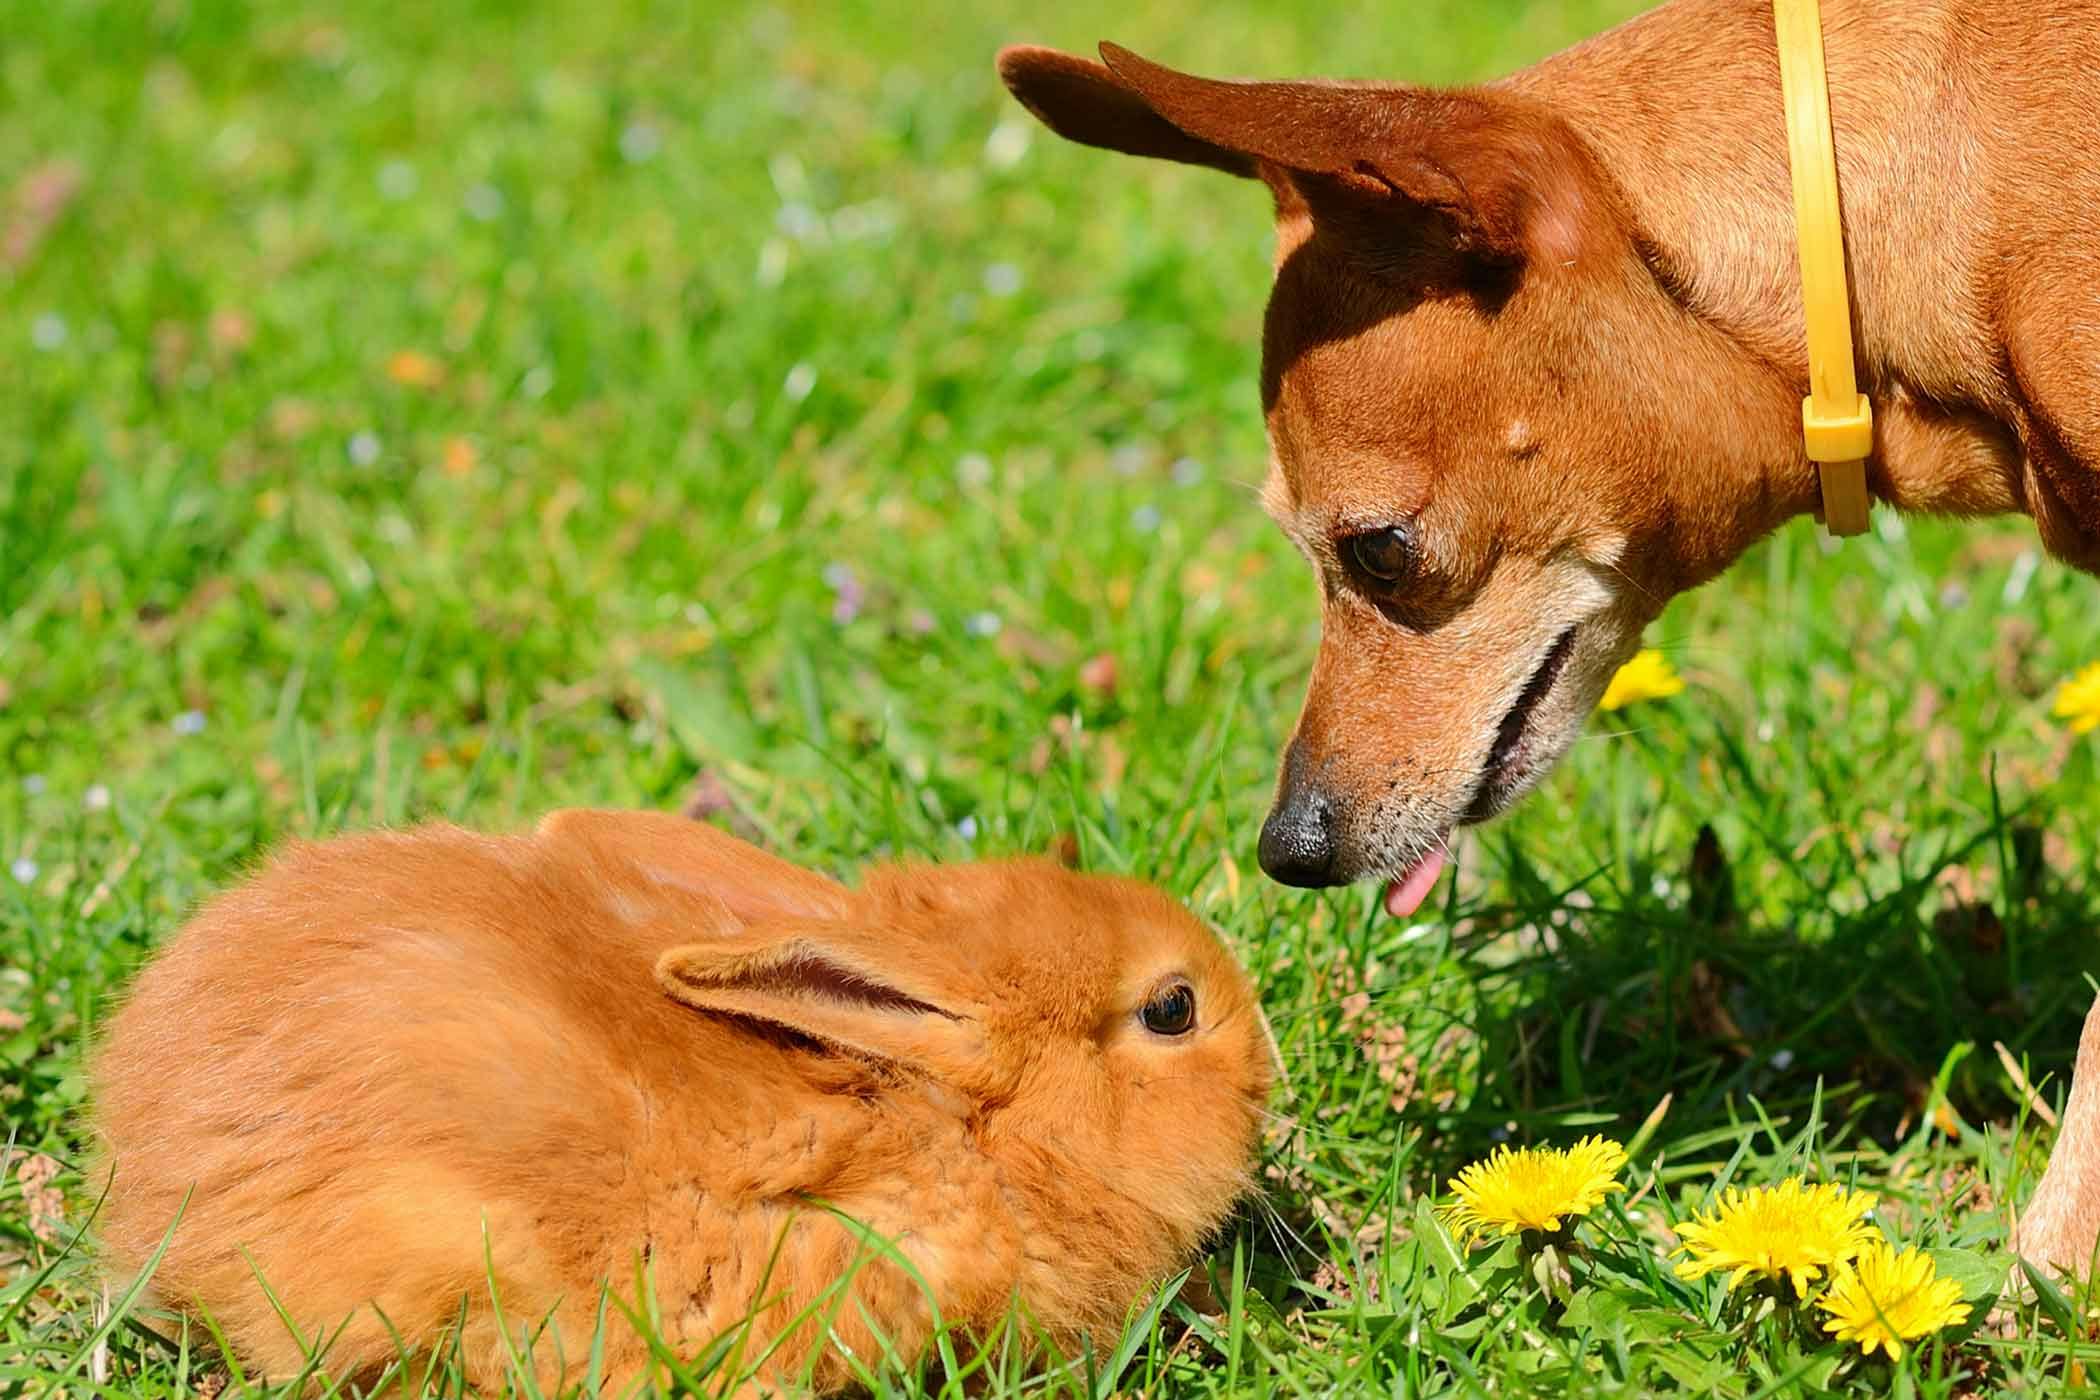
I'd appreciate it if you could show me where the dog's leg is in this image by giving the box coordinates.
[2013,992,2100,1278]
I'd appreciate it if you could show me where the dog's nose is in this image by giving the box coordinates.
[1258,770,1343,888]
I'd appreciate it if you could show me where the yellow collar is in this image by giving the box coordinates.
[1773,0,1872,536]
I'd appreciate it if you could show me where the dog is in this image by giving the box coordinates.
[998,0,2100,1269]
[997,0,2100,916]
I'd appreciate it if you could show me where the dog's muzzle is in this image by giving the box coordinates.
[1258,743,1343,887]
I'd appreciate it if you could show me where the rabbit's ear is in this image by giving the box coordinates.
[536,809,851,923]
[656,927,973,1066]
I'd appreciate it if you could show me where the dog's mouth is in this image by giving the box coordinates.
[1461,627,1577,825]
[1378,626,1578,920]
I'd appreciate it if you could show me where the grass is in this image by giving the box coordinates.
[4,0,2100,1392]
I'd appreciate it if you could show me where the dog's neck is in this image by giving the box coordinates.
[1514,0,2030,553]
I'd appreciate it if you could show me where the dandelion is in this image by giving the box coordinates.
[2054,661,2100,735]
[1599,649,1685,711]
[1437,1136,1628,1247]
[1816,1240,1970,1360]
[1674,1179,1878,1295]
[441,436,477,478]
[385,349,443,388]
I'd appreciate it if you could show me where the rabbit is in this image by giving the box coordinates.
[2013,990,2100,1279]
[90,809,1275,1395]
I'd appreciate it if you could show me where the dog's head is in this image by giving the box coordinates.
[1001,44,1808,910]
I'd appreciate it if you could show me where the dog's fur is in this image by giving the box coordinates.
[1000,0,2100,890]
[999,0,2100,1269]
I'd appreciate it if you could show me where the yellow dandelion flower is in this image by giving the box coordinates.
[385,348,444,389]
[1816,1240,1971,1361]
[1599,650,1685,712]
[1437,1136,1628,1247]
[2054,661,2100,735]
[1673,1179,1878,1295]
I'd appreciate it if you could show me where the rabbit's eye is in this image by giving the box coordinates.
[1139,980,1196,1037]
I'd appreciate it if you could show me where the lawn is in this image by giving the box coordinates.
[6,0,2100,1393]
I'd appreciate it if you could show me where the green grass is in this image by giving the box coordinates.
[6,0,2100,1393]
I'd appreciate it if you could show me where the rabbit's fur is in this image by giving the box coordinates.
[91,810,1274,1393]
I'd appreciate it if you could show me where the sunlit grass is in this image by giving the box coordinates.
[6,0,2100,1393]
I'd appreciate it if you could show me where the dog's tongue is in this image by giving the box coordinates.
[1382,844,1448,918]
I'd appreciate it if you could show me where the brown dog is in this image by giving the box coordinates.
[998,0,2100,919]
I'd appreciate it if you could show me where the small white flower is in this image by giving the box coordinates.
[519,365,555,399]
[1171,456,1205,486]
[619,120,662,163]
[982,262,1022,297]
[956,815,979,842]
[782,363,817,402]
[83,784,111,812]
[347,431,381,466]
[463,183,506,221]
[172,709,207,736]
[20,775,44,797]
[1770,1048,1796,1071]
[376,159,418,199]
[1130,504,1162,533]
[31,313,67,351]
[1111,444,1146,477]
[775,202,822,241]
[10,857,36,886]
[964,611,1002,638]
[955,452,992,488]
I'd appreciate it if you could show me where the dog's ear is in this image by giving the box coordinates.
[1005,41,1593,266]
[996,46,1258,178]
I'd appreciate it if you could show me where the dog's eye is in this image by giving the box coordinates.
[1139,980,1197,1037]
[1344,527,1415,585]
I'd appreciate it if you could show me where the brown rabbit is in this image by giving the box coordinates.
[2013,991,2100,1279]
[90,810,1274,1394]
